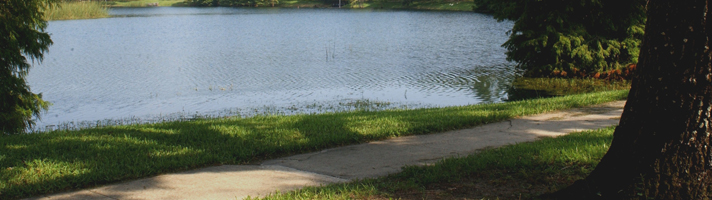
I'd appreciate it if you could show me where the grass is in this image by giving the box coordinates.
[44,1,110,21]
[104,0,474,11]
[253,126,617,200]
[277,0,474,11]
[0,90,627,199]
[507,77,631,101]
[106,0,187,7]
[343,0,475,12]
[278,0,330,8]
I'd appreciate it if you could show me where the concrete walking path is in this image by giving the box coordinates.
[29,100,626,200]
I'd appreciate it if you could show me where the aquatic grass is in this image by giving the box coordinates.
[37,99,412,132]
[511,77,631,96]
[254,127,617,200]
[44,1,109,21]
[107,0,186,7]
[344,0,475,11]
[0,90,627,199]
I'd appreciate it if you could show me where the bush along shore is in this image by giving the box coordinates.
[252,126,618,200]
[0,90,628,199]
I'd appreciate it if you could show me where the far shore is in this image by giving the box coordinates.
[106,0,474,12]
[48,0,476,20]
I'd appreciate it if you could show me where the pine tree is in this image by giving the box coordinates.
[475,0,647,77]
[0,0,55,134]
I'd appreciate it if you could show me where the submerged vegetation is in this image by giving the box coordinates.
[44,1,109,21]
[0,90,627,199]
[254,127,616,199]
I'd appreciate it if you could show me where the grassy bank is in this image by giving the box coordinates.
[108,0,473,11]
[254,127,616,199]
[0,90,627,199]
[44,1,109,21]
[340,1,474,12]
[507,78,631,101]
[106,0,187,7]
[240,0,475,11]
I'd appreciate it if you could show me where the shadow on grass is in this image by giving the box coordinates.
[2,111,406,199]
[384,128,615,199]
[253,128,615,200]
[0,90,627,199]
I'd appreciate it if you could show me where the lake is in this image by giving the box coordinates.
[28,7,515,130]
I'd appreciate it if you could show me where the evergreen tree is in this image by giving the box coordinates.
[475,0,647,77]
[0,0,55,134]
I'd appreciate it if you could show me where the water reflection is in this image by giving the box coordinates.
[27,7,515,130]
[412,65,517,103]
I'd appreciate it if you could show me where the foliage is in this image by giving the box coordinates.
[0,0,55,134]
[475,0,647,77]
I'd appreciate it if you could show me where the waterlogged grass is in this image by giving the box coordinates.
[255,127,616,200]
[507,78,631,101]
[0,90,627,199]
[512,78,631,96]
[44,1,109,21]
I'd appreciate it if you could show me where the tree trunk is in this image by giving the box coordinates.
[549,0,712,199]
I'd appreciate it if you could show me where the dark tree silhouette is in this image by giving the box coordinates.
[550,0,712,199]
[1,0,55,134]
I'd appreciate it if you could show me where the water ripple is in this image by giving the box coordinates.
[28,8,515,129]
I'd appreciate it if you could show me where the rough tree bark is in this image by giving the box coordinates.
[549,0,712,199]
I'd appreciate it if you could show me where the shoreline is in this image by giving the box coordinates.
[0,90,628,199]
[50,0,476,20]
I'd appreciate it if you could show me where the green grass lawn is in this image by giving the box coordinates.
[253,127,616,199]
[0,90,627,199]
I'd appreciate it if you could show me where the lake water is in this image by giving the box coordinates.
[28,7,515,130]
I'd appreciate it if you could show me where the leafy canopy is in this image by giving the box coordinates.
[475,0,647,77]
[0,0,56,134]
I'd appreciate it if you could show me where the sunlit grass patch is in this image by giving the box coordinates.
[255,127,616,200]
[0,90,626,199]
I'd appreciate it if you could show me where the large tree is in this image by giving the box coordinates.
[549,0,711,198]
[0,0,55,134]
